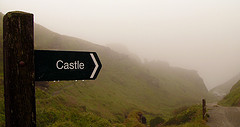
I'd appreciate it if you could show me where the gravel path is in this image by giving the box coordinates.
[207,103,240,127]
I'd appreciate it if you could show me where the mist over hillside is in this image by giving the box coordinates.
[1,0,240,125]
[0,12,214,125]
[106,43,142,63]
[219,80,240,106]
[211,73,240,99]
[34,21,211,109]
[106,43,130,54]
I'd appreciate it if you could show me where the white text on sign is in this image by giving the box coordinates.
[56,60,84,70]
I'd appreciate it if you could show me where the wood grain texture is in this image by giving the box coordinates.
[3,11,36,127]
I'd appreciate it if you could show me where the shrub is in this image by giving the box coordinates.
[150,116,165,127]
[165,106,197,125]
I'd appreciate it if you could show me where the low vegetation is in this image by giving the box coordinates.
[150,116,165,127]
[0,77,209,127]
[0,12,210,126]
[162,105,208,127]
[124,110,146,127]
[218,80,240,106]
[0,81,208,127]
[210,73,240,100]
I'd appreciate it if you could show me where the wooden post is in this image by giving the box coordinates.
[202,99,206,119]
[3,11,36,127]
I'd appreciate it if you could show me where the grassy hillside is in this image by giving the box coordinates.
[210,73,240,99]
[33,22,210,115]
[145,61,209,104]
[163,105,208,127]
[218,80,240,106]
[0,12,210,126]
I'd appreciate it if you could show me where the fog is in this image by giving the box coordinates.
[1,0,240,90]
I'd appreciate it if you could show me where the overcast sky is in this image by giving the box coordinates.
[1,0,240,90]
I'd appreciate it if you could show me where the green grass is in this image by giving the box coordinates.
[218,80,240,106]
[163,105,208,127]
[124,110,146,127]
[0,79,112,127]
[0,12,213,126]
[36,85,112,127]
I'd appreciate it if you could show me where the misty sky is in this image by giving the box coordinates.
[1,0,240,90]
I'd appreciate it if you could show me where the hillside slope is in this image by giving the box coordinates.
[219,80,240,106]
[34,23,209,111]
[0,12,210,124]
[210,73,240,99]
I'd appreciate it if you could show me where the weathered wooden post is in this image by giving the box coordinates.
[3,11,36,127]
[202,99,206,119]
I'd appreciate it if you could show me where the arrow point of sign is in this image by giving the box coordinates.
[90,53,99,78]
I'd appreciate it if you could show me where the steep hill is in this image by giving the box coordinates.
[0,12,210,125]
[34,23,209,114]
[210,73,240,99]
[218,80,240,106]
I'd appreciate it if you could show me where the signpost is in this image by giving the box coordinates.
[35,50,102,81]
[3,11,36,127]
[3,11,102,127]
[202,99,206,119]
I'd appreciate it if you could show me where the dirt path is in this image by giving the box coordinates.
[207,103,240,127]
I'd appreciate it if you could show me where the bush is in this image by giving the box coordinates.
[165,110,196,125]
[165,106,197,125]
[150,116,165,127]
[124,110,146,127]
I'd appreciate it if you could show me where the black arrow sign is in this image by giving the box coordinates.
[35,50,102,81]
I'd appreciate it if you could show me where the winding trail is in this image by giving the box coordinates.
[207,103,240,127]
